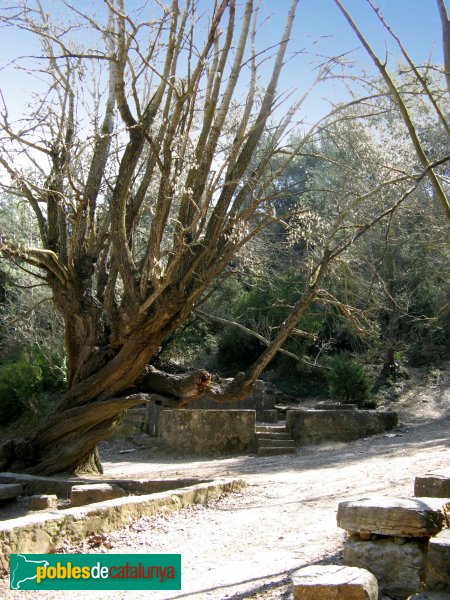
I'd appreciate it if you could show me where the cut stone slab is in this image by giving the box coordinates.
[337,496,450,537]
[0,483,23,501]
[415,469,450,498]
[28,494,58,510]
[292,565,378,600]
[70,483,126,507]
[426,528,450,592]
[343,537,427,599]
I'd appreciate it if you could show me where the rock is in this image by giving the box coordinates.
[28,495,58,510]
[286,409,398,444]
[291,565,378,599]
[337,496,450,537]
[426,528,450,592]
[343,537,427,599]
[70,484,126,507]
[415,469,450,498]
[0,483,23,501]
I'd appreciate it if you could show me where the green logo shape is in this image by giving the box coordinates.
[10,553,181,590]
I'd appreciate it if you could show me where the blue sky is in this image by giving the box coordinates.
[256,0,445,123]
[0,0,446,126]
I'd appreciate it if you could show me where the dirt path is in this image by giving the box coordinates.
[1,368,449,599]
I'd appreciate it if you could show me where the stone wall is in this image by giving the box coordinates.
[158,409,257,455]
[286,409,398,444]
[145,379,276,435]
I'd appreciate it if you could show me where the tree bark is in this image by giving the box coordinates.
[139,366,212,399]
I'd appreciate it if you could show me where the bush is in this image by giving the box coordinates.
[217,329,265,375]
[328,353,374,408]
[0,345,66,425]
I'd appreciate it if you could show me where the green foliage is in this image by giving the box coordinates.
[0,345,66,425]
[217,329,264,375]
[328,353,374,408]
[407,317,450,367]
[159,320,218,368]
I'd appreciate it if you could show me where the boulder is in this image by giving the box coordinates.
[291,565,378,600]
[343,537,427,599]
[337,496,450,537]
[415,469,450,498]
[70,483,126,507]
[426,528,450,592]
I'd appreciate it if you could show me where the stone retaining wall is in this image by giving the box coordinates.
[0,478,245,556]
[286,409,398,444]
[159,409,257,455]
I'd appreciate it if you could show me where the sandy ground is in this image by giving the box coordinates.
[1,367,449,599]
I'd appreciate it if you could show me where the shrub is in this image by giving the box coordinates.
[328,353,374,408]
[0,345,66,425]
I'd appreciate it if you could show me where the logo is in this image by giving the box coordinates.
[10,554,181,590]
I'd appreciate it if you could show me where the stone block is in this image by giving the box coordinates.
[291,565,378,600]
[28,494,58,510]
[286,409,397,445]
[159,409,257,455]
[0,483,23,501]
[70,484,126,507]
[415,469,450,498]
[337,496,450,537]
[343,537,427,599]
[426,528,450,592]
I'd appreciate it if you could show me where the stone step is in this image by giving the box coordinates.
[256,432,292,440]
[255,424,287,433]
[257,446,296,457]
[337,496,450,538]
[0,483,23,501]
[257,438,296,448]
[426,528,450,592]
[292,565,378,600]
[415,468,450,498]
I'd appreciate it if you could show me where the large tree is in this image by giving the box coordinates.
[0,0,448,475]
[0,0,317,474]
